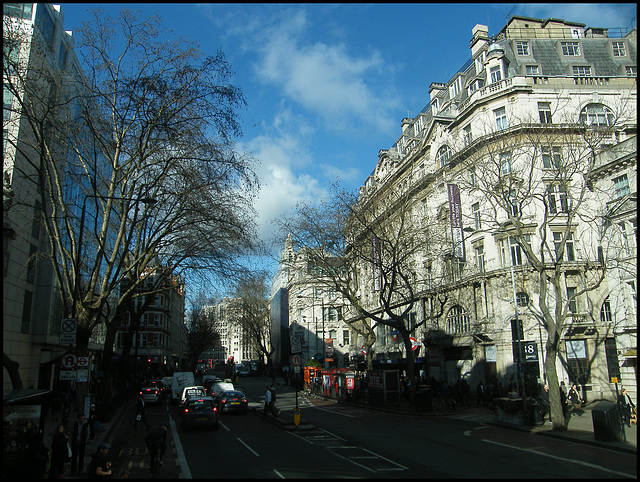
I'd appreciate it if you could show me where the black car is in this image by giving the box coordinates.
[218,390,249,414]
[182,396,219,431]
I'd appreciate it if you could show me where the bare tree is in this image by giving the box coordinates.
[454,97,636,430]
[229,271,273,365]
[3,9,259,406]
[278,182,435,406]
[186,293,220,372]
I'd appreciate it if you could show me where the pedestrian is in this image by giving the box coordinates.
[538,384,551,423]
[618,388,636,427]
[88,404,97,440]
[145,424,167,475]
[262,385,279,420]
[86,442,113,478]
[134,393,150,430]
[476,381,485,407]
[567,383,584,415]
[26,431,49,479]
[48,424,68,479]
[70,413,89,476]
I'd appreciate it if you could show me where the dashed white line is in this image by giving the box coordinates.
[237,437,260,457]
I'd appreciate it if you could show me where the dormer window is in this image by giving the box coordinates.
[431,98,440,115]
[490,65,502,84]
[515,41,530,56]
[612,41,626,57]
[561,41,580,56]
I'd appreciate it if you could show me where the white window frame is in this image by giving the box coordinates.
[526,65,540,76]
[494,107,508,131]
[472,202,482,230]
[572,65,592,77]
[500,151,512,175]
[490,65,502,84]
[561,41,580,56]
[515,41,530,56]
[612,41,626,57]
[613,174,630,198]
[580,104,615,127]
[547,184,569,214]
[436,144,452,168]
[554,231,576,262]
[538,102,552,124]
[541,145,561,169]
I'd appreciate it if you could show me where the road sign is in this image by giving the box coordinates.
[59,318,77,344]
[60,353,77,369]
[77,357,90,369]
[410,337,419,351]
[360,345,367,355]
[291,354,302,366]
[60,371,77,381]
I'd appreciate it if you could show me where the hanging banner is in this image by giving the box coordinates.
[447,183,465,261]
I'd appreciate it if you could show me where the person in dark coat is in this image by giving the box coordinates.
[70,413,90,475]
[559,385,568,418]
[48,424,68,479]
[86,442,113,478]
[134,394,150,430]
[476,381,485,407]
[26,432,49,479]
[618,388,636,427]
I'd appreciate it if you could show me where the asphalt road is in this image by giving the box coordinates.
[107,375,637,479]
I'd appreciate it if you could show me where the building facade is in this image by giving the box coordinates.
[3,3,106,392]
[347,16,636,402]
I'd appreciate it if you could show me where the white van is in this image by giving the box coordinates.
[210,381,234,403]
[170,372,195,404]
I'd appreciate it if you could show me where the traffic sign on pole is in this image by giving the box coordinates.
[59,318,77,344]
[60,353,77,370]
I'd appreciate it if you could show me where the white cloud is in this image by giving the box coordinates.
[247,9,399,135]
[516,4,637,30]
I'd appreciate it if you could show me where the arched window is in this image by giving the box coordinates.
[600,297,613,322]
[516,292,530,307]
[436,145,452,168]
[579,103,615,127]
[446,305,470,334]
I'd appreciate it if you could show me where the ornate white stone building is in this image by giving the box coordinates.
[347,16,636,402]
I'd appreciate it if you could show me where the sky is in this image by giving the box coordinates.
[57,3,637,282]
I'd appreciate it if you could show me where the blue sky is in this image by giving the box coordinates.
[58,3,637,278]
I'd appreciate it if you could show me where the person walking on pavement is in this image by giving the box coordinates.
[70,413,89,476]
[262,385,280,420]
[86,442,113,478]
[476,381,485,407]
[26,432,49,479]
[567,383,584,416]
[134,393,150,430]
[559,384,568,419]
[538,384,551,423]
[48,424,68,479]
[618,388,636,427]
[145,424,168,475]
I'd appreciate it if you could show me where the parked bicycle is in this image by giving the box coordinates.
[432,394,457,412]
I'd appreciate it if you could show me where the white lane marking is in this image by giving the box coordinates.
[482,439,635,478]
[237,437,260,456]
[312,406,355,418]
[273,468,286,479]
[319,428,347,441]
[360,447,409,470]
[220,420,230,431]
[168,416,192,479]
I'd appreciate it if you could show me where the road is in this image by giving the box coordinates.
[112,374,637,479]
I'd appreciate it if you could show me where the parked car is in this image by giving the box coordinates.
[210,381,234,403]
[181,396,219,431]
[139,386,161,405]
[179,386,207,409]
[218,390,249,414]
